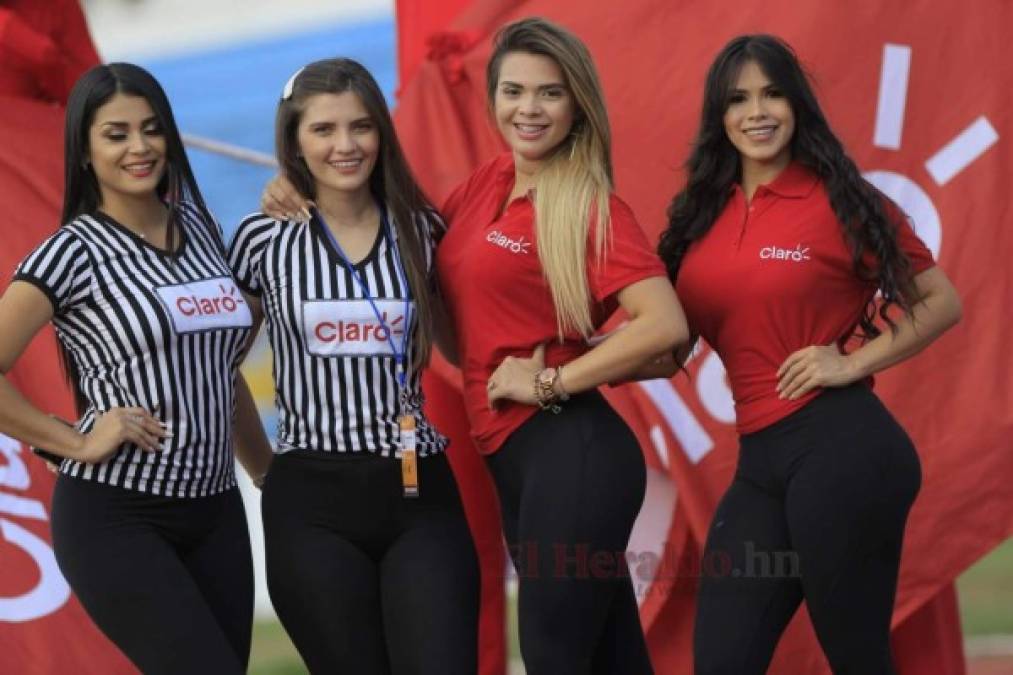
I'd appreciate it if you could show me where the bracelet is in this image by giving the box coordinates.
[534,367,566,414]
[554,365,570,402]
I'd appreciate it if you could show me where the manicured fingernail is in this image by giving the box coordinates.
[300,207,312,221]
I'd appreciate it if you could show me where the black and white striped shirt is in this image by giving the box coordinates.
[15,205,252,497]
[227,210,447,458]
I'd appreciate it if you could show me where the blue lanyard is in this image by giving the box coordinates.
[314,204,412,390]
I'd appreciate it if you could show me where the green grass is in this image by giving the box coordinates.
[249,620,305,675]
[246,539,1012,673]
[957,537,1013,635]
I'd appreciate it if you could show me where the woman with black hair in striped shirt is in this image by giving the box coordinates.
[0,63,272,673]
[228,58,478,674]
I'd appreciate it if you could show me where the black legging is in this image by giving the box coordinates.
[487,391,653,675]
[261,450,479,675]
[694,383,922,675]
[50,475,253,675]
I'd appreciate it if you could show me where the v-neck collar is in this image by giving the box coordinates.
[94,210,187,258]
[312,207,388,271]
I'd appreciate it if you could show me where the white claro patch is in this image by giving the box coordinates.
[155,277,253,334]
[303,299,411,358]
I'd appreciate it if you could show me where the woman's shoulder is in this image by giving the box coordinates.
[443,152,513,216]
[461,152,513,185]
[234,211,286,238]
[607,193,638,220]
[61,213,102,237]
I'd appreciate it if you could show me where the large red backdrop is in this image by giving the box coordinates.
[1,1,1010,673]
[395,1,1013,673]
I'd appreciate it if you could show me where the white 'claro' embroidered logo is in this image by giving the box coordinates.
[155,277,252,334]
[759,244,811,262]
[303,299,411,358]
[486,230,531,254]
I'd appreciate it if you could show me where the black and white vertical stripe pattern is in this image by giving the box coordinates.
[14,205,251,497]
[227,210,448,458]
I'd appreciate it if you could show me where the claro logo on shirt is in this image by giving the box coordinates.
[155,277,253,334]
[303,299,410,358]
[759,244,811,263]
[486,230,531,255]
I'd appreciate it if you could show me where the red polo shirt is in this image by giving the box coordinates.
[437,153,666,454]
[676,162,935,434]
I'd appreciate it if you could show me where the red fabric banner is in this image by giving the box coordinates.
[396,1,1013,672]
[0,4,134,671]
[0,95,135,673]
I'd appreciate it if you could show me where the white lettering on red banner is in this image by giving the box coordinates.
[302,299,410,358]
[154,277,253,334]
[0,434,71,622]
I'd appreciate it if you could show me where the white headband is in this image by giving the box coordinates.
[281,67,305,101]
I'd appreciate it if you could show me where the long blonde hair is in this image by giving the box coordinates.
[486,18,613,339]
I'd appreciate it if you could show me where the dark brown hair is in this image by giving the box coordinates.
[275,57,442,368]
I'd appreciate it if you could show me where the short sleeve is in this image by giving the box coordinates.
[588,197,667,303]
[860,200,936,278]
[227,213,278,296]
[896,217,935,275]
[14,228,92,314]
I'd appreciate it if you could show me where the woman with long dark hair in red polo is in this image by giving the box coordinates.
[658,35,962,674]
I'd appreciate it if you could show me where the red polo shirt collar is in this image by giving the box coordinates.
[734,161,820,200]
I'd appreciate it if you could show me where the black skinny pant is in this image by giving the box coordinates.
[487,391,653,675]
[694,384,922,675]
[261,450,479,675]
[50,475,253,675]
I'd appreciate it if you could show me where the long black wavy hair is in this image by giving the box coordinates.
[658,34,916,338]
[62,63,212,414]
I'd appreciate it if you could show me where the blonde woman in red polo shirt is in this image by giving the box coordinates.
[658,35,962,674]
[435,18,686,673]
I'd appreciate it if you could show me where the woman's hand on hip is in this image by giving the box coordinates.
[487,344,546,409]
[776,345,860,400]
[76,407,171,464]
